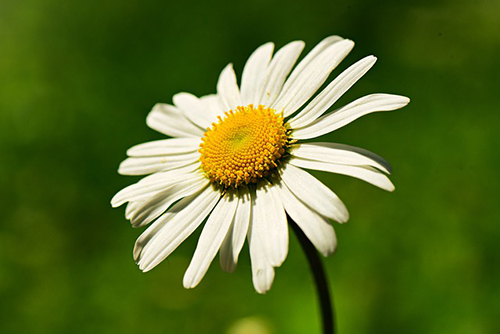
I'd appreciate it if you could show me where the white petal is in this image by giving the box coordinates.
[200,94,224,120]
[253,184,288,267]
[217,64,242,111]
[248,190,275,294]
[278,182,337,256]
[126,138,200,157]
[130,176,210,227]
[133,191,199,261]
[118,152,200,176]
[219,187,251,273]
[173,92,212,129]
[249,245,275,294]
[267,185,289,264]
[146,103,204,138]
[255,41,305,107]
[240,42,274,106]
[276,36,343,96]
[274,39,354,117]
[290,158,395,192]
[136,186,221,272]
[111,165,201,207]
[289,56,377,128]
[183,192,238,288]
[291,142,391,174]
[125,201,141,219]
[292,94,410,140]
[280,164,349,223]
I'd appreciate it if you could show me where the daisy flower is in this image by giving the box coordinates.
[112,35,409,294]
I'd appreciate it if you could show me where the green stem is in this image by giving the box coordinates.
[289,215,336,334]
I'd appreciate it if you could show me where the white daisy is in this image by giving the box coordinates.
[112,35,409,294]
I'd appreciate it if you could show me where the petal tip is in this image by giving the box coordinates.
[139,261,155,273]
[182,277,197,290]
[343,39,355,47]
[290,40,306,49]
[323,244,337,257]
[337,210,350,224]
[110,195,121,208]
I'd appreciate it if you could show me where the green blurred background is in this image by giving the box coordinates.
[1,0,499,333]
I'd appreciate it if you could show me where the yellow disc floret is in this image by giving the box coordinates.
[199,105,289,188]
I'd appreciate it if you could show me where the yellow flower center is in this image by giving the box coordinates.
[199,105,289,188]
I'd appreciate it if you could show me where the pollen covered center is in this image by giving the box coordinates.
[199,105,288,188]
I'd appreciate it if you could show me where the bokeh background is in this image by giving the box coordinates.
[1,0,499,333]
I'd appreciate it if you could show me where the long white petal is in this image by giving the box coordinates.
[125,201,141,219]
[130,177,210,227]
[248,190,275,294]
[255,41,305,107]
[274,39,354,117]
[200,94,224,120]
[126,138,200,157]
[133,191,200,261]
[217,64,243,111]
[255,184,288,267]
[292,94,410,140]
[240,42,274,106]
[291,142,391,174]
[290,158,395,192]
[280,164,349,223]
[136,186,221,272]
[111,167,202,207]
[118,152,200,176]
[289,56,377,128]
[173,92,212,129]
[268,185,289,264]
[146,103,204,138]
[183,192,238,288]
[274,36,342,99]
[219,187,251,273]
[278,182,337,256]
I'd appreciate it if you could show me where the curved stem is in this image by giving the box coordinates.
[288,214,336,334]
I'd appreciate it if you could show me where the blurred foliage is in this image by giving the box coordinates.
[1,0,499,333]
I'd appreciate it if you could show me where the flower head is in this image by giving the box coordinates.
[112,36,409,294]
